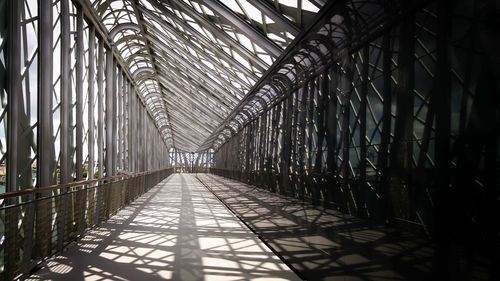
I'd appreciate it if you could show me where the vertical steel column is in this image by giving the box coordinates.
[6,0,24,276]
[97,40,104,178]
[389,14,415,222]
[95,39,104,223]
[145,116,149,170]
[137,100,141,172]
[252,119,259,176]
[272,103,281,192]
[306,79,315,171]
[134,92,138,172]
[259,111,267,179]
[117,71,123,171]
[136,96,141,171]
[111,61,117,175]
[57,0,71,252]
[358,46,369,216]
[133,96,137,172]
[377,32,393,221]
[315,70,328,173]
[37,0,54,187]
[124,81,129,171]
[105,48,114,177]
[141,105,145,170]
[6,0,21,193]
[245,124,252,177]
[144,107,148,170]
[306,79,316,201]
[137,93,140,171]
[281,91,293,196]
[290,90,299,190]
[120,74,126,170]
[74,6,87,236]
[18,0,32,190]
[433,2,453,278]
[326,66,338,174]
[145,114,149,170]
[267,106,276,186]
[75,7,84,181]
[60,0,71,184]
[297,84,308,200]
[174,147,177,171]
[35,0,54,260]
[152,127,156,169]
[88,27,95,180]
[340,62,353,213]
[128,85,134,172]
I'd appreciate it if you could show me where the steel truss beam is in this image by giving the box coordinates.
[200,0,283,57]
[151,0,269,71]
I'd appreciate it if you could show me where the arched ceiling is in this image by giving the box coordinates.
[91,0,325,152]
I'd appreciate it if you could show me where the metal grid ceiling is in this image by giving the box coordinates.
[91,0,324,151]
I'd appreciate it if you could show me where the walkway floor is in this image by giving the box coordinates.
[197,174,434,281]
[29,174,300,281]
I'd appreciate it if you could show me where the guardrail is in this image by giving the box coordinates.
[0,168,173,280]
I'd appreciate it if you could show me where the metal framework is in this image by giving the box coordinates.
[0,0,325,279]
[90,0,323,152]
[0,0,498,280]
[211,0,499,278]
[0,0,184,278]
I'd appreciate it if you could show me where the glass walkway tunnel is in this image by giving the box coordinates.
[0,0,498,280]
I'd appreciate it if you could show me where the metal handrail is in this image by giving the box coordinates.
[0,170,161,200]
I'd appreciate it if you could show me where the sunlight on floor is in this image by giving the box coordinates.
[28,174,300,281]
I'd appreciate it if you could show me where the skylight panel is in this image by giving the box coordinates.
[268,33,287,45]
[232,52,251,71]
[202,60,216,71]
[231,81,242,89]
[151,20,164,34]
[302,0,320,12]
[233,32,252,53]
[201,26,217,44]
[191,1,203,13]
[279,0,298,7]
[109,1,124,10]
[236,72,248,83]
[187,46,198,58]
[187,21,205,38]
[139,0,155,12]
[219,0,244,17]
[238,0,265,25]
[173,8,182,19]
[199,3,216,17]
[255,50,273,65]
[220,60,229,68]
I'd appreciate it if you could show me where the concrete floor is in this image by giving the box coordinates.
[197,174,434,281]
[28,174,300,281]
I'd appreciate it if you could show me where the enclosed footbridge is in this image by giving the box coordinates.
[0,0,498,280]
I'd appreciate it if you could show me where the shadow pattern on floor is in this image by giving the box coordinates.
[28,174,300,281]
[197,174,438,281]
